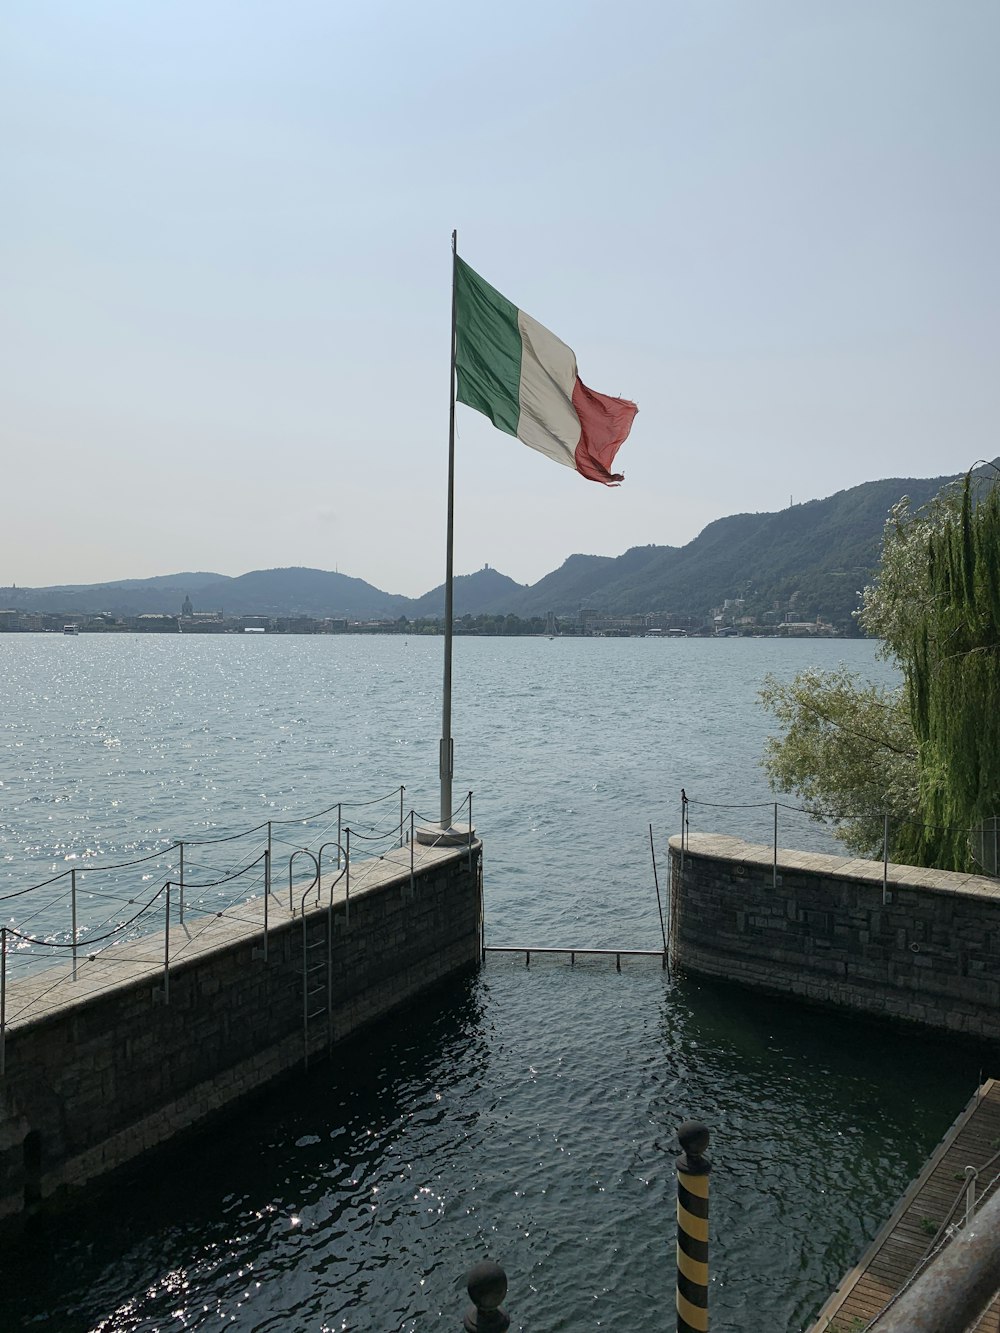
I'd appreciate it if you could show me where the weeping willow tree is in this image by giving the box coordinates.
[893,473,1000,869]
[761,464,1000,868]
[759,666,917,857]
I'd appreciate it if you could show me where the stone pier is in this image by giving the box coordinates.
[0,838,482,1224]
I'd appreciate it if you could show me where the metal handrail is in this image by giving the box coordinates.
[869,1185,1000,1331]
[315,842,348,905]
[287,850,319,916]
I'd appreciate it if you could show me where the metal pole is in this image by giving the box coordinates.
[439,229,458,829]
[410,810,415,897]
[345,828,351,928]
[179,841,185,924]
[649,823,668,961]
[326,900,334,1052]
[0,927,6,1077]
[665,851,674,977]
[676,1121,710,1333]
[301,907,309,1069]
[400,786,405,849]
[467,791,473,871]
[163,882,171,1005]
[772,803,778,889]
[681,789,687,861]
[883,810,890,906]
[266,822,272,899]
[263,849,270,962]
[71,867,78,981]
[463,1260,510,1332]
[479,845,485,962]
[337,804,342,869]
[964,1165,977,1226]
[869,1184,1000,1332]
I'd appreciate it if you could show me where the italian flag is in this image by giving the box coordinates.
[455,257,638,486]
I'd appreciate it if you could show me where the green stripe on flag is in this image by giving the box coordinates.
[455,258,522,437]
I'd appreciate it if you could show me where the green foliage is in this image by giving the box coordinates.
[857,486,964,656]
[759,668,917,856]
[895,475,1000,869]
[762,466,1000,870]
[517,470,966,623]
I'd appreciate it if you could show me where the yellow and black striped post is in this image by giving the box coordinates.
[676,1120,711,1333]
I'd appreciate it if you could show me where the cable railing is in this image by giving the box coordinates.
[0,786,478,1067]
[1,786,480,991]
[0,786,428,982]
[678,790,1000,889]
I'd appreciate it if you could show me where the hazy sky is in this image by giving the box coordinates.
[4,1,998,596]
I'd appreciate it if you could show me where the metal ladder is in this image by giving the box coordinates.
[302,908,332,1070]
[296,843,348,1070]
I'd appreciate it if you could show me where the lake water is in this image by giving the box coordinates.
[0,634,983,1331]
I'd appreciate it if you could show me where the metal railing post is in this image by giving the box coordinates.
[400,786,405,849]
[410,810,415,897]
[883,811,890,905]
[681,788,687,862]
[964,1165,977,1226]
[650,823,668,966]
[163,882,171,1005]
[337,805,342,869]
[1,927,6,1077]
[179,841,185,924]
[345,829,351,928]
[676,1120,710,1333]
[71,867,78,981]
[467,791,473,871]
[772,803,778,889]
[462,1260,510,1331]
[266,821,273,895]
[263,849,270,962]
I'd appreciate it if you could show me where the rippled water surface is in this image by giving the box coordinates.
[0,635,983,1330]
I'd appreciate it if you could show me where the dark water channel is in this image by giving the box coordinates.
[2,961,984,1332]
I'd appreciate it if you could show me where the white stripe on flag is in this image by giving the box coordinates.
[515,310,580,470]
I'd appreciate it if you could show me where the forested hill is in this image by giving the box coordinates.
[3,464,991,626]
[509,467,985,625]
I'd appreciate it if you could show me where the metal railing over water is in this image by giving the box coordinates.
[0,786,477,1073]
[484,946,666,971]
[678,791,1000,896]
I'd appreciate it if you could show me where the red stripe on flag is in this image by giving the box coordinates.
[571,378,638,486]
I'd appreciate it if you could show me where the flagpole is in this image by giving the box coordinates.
[439,229,458,829]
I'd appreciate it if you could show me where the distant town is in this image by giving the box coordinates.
[1,596,846,638]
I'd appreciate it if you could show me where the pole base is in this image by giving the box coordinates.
[415,821,476,847]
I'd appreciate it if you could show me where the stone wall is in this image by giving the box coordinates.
[668,833,1000,1039]
[0,842,482,1223]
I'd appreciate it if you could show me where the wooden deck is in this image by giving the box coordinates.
[808,1079,1000,1332]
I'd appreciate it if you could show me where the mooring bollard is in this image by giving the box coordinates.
[463,1259,510,1332]
[676,1120,711,1333]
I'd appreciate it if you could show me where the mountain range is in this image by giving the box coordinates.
[3,464,989,628]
